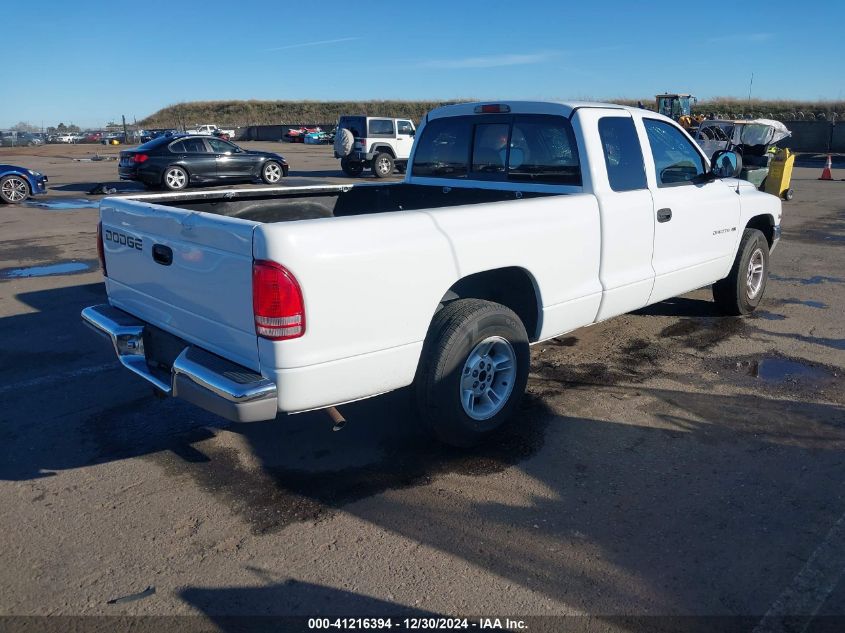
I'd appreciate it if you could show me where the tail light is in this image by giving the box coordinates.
[133,153,149,163]
[252,260,305,340]
[96,221,107,277]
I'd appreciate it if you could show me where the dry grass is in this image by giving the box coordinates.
[139,100,465,128]
[140,98,845,128]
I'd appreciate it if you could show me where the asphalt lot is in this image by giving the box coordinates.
[1,142,844,631]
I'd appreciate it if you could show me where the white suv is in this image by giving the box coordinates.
[333,116,416,178]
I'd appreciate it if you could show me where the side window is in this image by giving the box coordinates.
[411,117,471,179]
[169,140,185,153]
[643,119,705,186]
[368,119,395,136]
[598,117,647,192]
[471,123,509,173]
[507,115,581,185]
[208,138,234,153]
[181,137,209,153]
[397,120,413,135]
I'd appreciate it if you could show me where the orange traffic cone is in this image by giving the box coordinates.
[819,154,833,180]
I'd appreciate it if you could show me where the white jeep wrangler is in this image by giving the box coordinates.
[333,116,416,178]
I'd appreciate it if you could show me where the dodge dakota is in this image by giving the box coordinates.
[82,101,781,446]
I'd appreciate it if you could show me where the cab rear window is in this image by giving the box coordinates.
[412,114,581,185]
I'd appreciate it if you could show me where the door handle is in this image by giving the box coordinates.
[657,208,672,223]
[152,244,173,266]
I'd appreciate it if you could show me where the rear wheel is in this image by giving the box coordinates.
[340,158,364,177]
[162,166,188,191]
[783,188,794,201]
[0,175,30,204]
[712,228,769,315]
[414,299,530,447]
[372,152,394,178]
[261,161,284,184]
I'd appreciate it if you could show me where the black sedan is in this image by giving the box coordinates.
[118,135,289,191]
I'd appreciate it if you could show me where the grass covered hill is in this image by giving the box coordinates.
[139,100,457,129]
[139,98,845,129]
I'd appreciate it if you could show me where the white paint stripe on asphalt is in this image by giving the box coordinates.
[753,510,845,633]
[0,362,118,395]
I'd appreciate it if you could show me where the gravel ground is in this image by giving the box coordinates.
[0,142,843,631]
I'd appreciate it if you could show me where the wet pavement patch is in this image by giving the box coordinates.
[548,336,578,347]
[752,310,787,321]
[659,318,746,351]
[23,198,99,211]
[735,357,840,383]
[0,260,95,279]
[775,298,829,309]
[85,391,551,535]
[770,274,845,286]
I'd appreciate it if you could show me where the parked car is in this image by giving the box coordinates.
[140,129,178,143]
[84,101,781,448]
[285,126,321,143]
[118,134,288,190]
[56,133,77,143]
[333,116,416,177]
[185,124,236,139]
[0,164,48,203]
[0,132,44,147]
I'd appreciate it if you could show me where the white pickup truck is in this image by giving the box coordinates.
[82,101,781,446]
[185,124,236,139]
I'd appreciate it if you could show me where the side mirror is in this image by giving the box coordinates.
[710,149,742,178]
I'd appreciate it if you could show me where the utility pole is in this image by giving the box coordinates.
[747,73,754,104]
[122,115,128,144]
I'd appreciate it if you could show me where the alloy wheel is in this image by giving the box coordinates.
[1,177,28,202]
[459,336,517,420]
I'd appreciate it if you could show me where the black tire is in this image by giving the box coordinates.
[414,299,530,447]
[162,165,188,191]
[340,158,364,177]
[261,160,284,184]
[372,152,394,178]
[783,188,794,201]
[712,228,770,315]
[395,162,407,174]
[0,175,30,204]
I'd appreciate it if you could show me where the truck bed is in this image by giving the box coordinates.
[136,183,555,224]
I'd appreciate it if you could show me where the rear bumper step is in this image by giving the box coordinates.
[81,304,278,422]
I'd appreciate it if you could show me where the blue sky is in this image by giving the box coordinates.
[2,0,843,128]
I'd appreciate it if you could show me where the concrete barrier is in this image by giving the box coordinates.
[240,124,335,142]
[238,120,844,153]
[780,121,834,152]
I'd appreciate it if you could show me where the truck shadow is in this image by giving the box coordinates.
[172,386,845,617]
[4,282,845,618]
[180,578,440,626]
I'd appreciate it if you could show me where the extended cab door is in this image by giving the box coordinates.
[572,109,656,321]
[638,117,741,304]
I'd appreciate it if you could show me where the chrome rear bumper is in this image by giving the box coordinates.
[81,304,278,422]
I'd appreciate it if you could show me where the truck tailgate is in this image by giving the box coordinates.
[100,198,260,371]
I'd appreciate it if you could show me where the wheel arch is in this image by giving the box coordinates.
[745,213,776,248]
[1,170,35,190]
[162,163,191,184]
[370,144,396,158]
[436,267,542,341]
